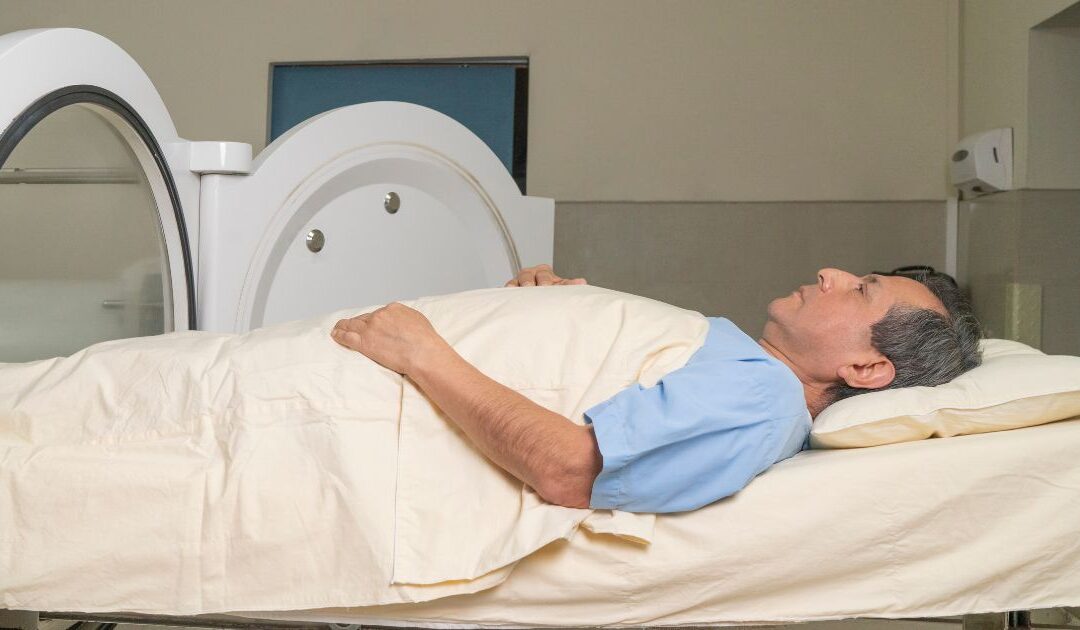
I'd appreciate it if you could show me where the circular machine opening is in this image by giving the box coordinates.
[0,87,194,361]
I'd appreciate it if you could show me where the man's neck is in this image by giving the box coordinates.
[757,338,830,418]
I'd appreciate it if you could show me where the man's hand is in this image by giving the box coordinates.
[504,264,587,287]
[331,303,449,375]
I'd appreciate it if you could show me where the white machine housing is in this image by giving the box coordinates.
[950,127,1013,199]
[0,28,553,338]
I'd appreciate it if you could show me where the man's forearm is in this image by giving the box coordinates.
[407,345,602,508]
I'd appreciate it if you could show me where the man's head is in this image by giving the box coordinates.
[762,268,982,410]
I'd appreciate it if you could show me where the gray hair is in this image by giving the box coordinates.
[828,273,983,404]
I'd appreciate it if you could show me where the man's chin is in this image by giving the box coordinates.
[768,292,798,312]
[764,297,787,323]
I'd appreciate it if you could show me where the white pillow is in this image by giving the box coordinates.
[810,339,1080,449]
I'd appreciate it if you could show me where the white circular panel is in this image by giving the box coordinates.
[206,102,552,334]
[247,155,516,328]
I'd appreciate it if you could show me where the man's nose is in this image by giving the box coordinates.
[817,268,857,293]
[817,268,834,292]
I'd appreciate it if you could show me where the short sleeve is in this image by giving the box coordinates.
[585,359,781,514]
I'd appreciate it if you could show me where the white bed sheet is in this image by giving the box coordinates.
[0,286,707,614]
[249,417,1080,628]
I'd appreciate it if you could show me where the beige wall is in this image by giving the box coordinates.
[958,190,1080,355]
[1027,24,1080,188]
[959,0,1075,188]
[557,200,946,334]
[0,0,955,202]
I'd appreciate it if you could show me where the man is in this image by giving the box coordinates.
[331,264,981,513]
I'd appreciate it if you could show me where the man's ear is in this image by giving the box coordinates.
[837,355,896,391]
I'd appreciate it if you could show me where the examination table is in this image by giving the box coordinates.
[2,286,1078,628]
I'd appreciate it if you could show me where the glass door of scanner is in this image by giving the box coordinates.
[0,89,193,362]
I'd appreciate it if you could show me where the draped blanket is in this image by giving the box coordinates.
[0,286,708,614]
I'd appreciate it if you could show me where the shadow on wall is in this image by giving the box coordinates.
[554,201,945,335]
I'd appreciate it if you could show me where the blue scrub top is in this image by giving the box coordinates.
[585,317,811,513]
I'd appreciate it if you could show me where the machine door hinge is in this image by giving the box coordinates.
[181,141,253,175]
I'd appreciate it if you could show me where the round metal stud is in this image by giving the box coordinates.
[305,229,325,253]
[384,191,400,214]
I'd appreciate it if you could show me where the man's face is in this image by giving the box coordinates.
[762,268,946,386]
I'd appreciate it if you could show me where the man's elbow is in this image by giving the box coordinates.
[537,476,593,509]
[535,426,602,509]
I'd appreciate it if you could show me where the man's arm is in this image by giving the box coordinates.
[331,304,602,508]
[409,343,602,508]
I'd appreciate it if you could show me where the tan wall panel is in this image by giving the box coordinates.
[958,190,1080,355]
[1027,25,1080,189]
[555,201,945,335]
